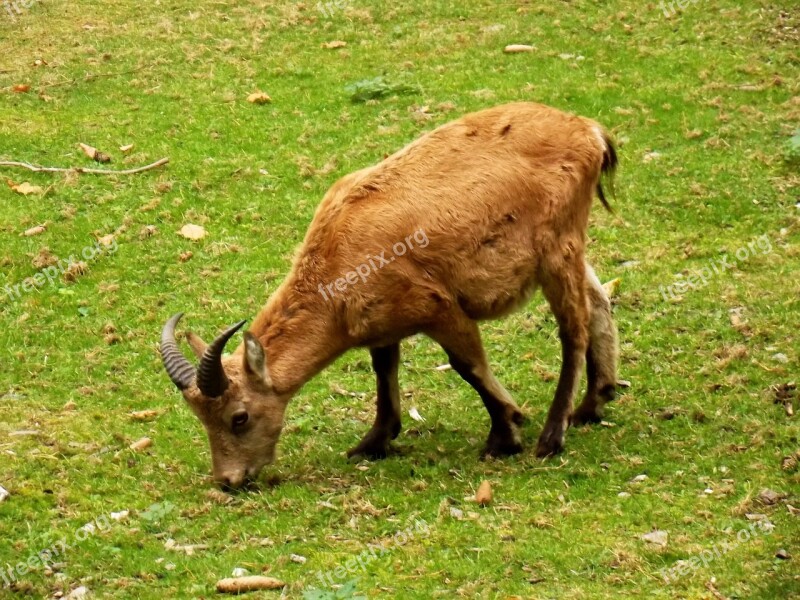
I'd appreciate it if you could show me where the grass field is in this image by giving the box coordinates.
[1,1,798,598]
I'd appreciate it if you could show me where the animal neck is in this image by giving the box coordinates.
[248,273,349,396]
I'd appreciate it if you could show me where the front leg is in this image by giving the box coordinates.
[347,343,402,459]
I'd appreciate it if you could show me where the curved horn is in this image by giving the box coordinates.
[196,320,247,397]
[160,313,196,390]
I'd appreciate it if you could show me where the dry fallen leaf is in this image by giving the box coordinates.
[130,410,159,421]
[165,539,209,555]
[79,142,111,163]
[247,92,272,104]
[129,437,152,451]
[475,480,493,507]
[408,407,425,422]
[504,44,534,53]
[23,225,46,237]
[119,143,134,153]
[139,225,157,239]
[206,489,234,505]
[12,84,30,93]
[9,181,43,196]
[729,309,752,336]
[63,261,88,282]
[758,488,782,505]
[322,40,347,49]
[97,234,115,247]
[643,151,662,163]
[178,224,207,241]
[216,576,285,594]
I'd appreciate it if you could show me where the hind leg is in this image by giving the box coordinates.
[535,253,590,457]
[571,261,619,425]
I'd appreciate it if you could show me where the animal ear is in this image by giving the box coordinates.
[185,331,207,360]
[243,332,271,386]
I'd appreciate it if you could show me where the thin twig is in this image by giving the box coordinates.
[0,157,169,175]
[705,580,729,600]
[37,67,147,90]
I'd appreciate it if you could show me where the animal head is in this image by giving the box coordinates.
[160,313,287,488]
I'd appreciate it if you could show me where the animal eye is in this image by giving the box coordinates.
[231,410,249,431]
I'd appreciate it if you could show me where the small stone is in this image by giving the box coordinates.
[231,567,249,577]
[772,353,789,364]
[110,510,129,521]
[641,530,668,547]
[65,586,89,600]
[631,474,648,483]
[618,492,631,498]
[0,485,9,502]
[177,223,207,241]
[449,507,464,520]
[290,554,307,564]
[775,548,790,560]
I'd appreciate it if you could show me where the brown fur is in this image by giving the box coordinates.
[171,102,619,488]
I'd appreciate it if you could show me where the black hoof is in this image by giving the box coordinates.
[535,421,565,458]
[482,422,524,458]
[347,428,396,460]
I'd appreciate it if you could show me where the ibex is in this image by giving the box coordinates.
[160,102,619,488]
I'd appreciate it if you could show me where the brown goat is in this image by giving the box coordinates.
[160,102,619,488]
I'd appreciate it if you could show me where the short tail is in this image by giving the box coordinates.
[596,130,618,213]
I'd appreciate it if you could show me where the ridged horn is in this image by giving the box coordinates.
[160,313,196,390]
[196,320,247,397]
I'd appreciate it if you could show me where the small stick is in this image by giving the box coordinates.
[37,67,147,90]
[705,580,729,600]
[0,157,169,175]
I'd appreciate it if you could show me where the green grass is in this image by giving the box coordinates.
[1,1,798,598]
